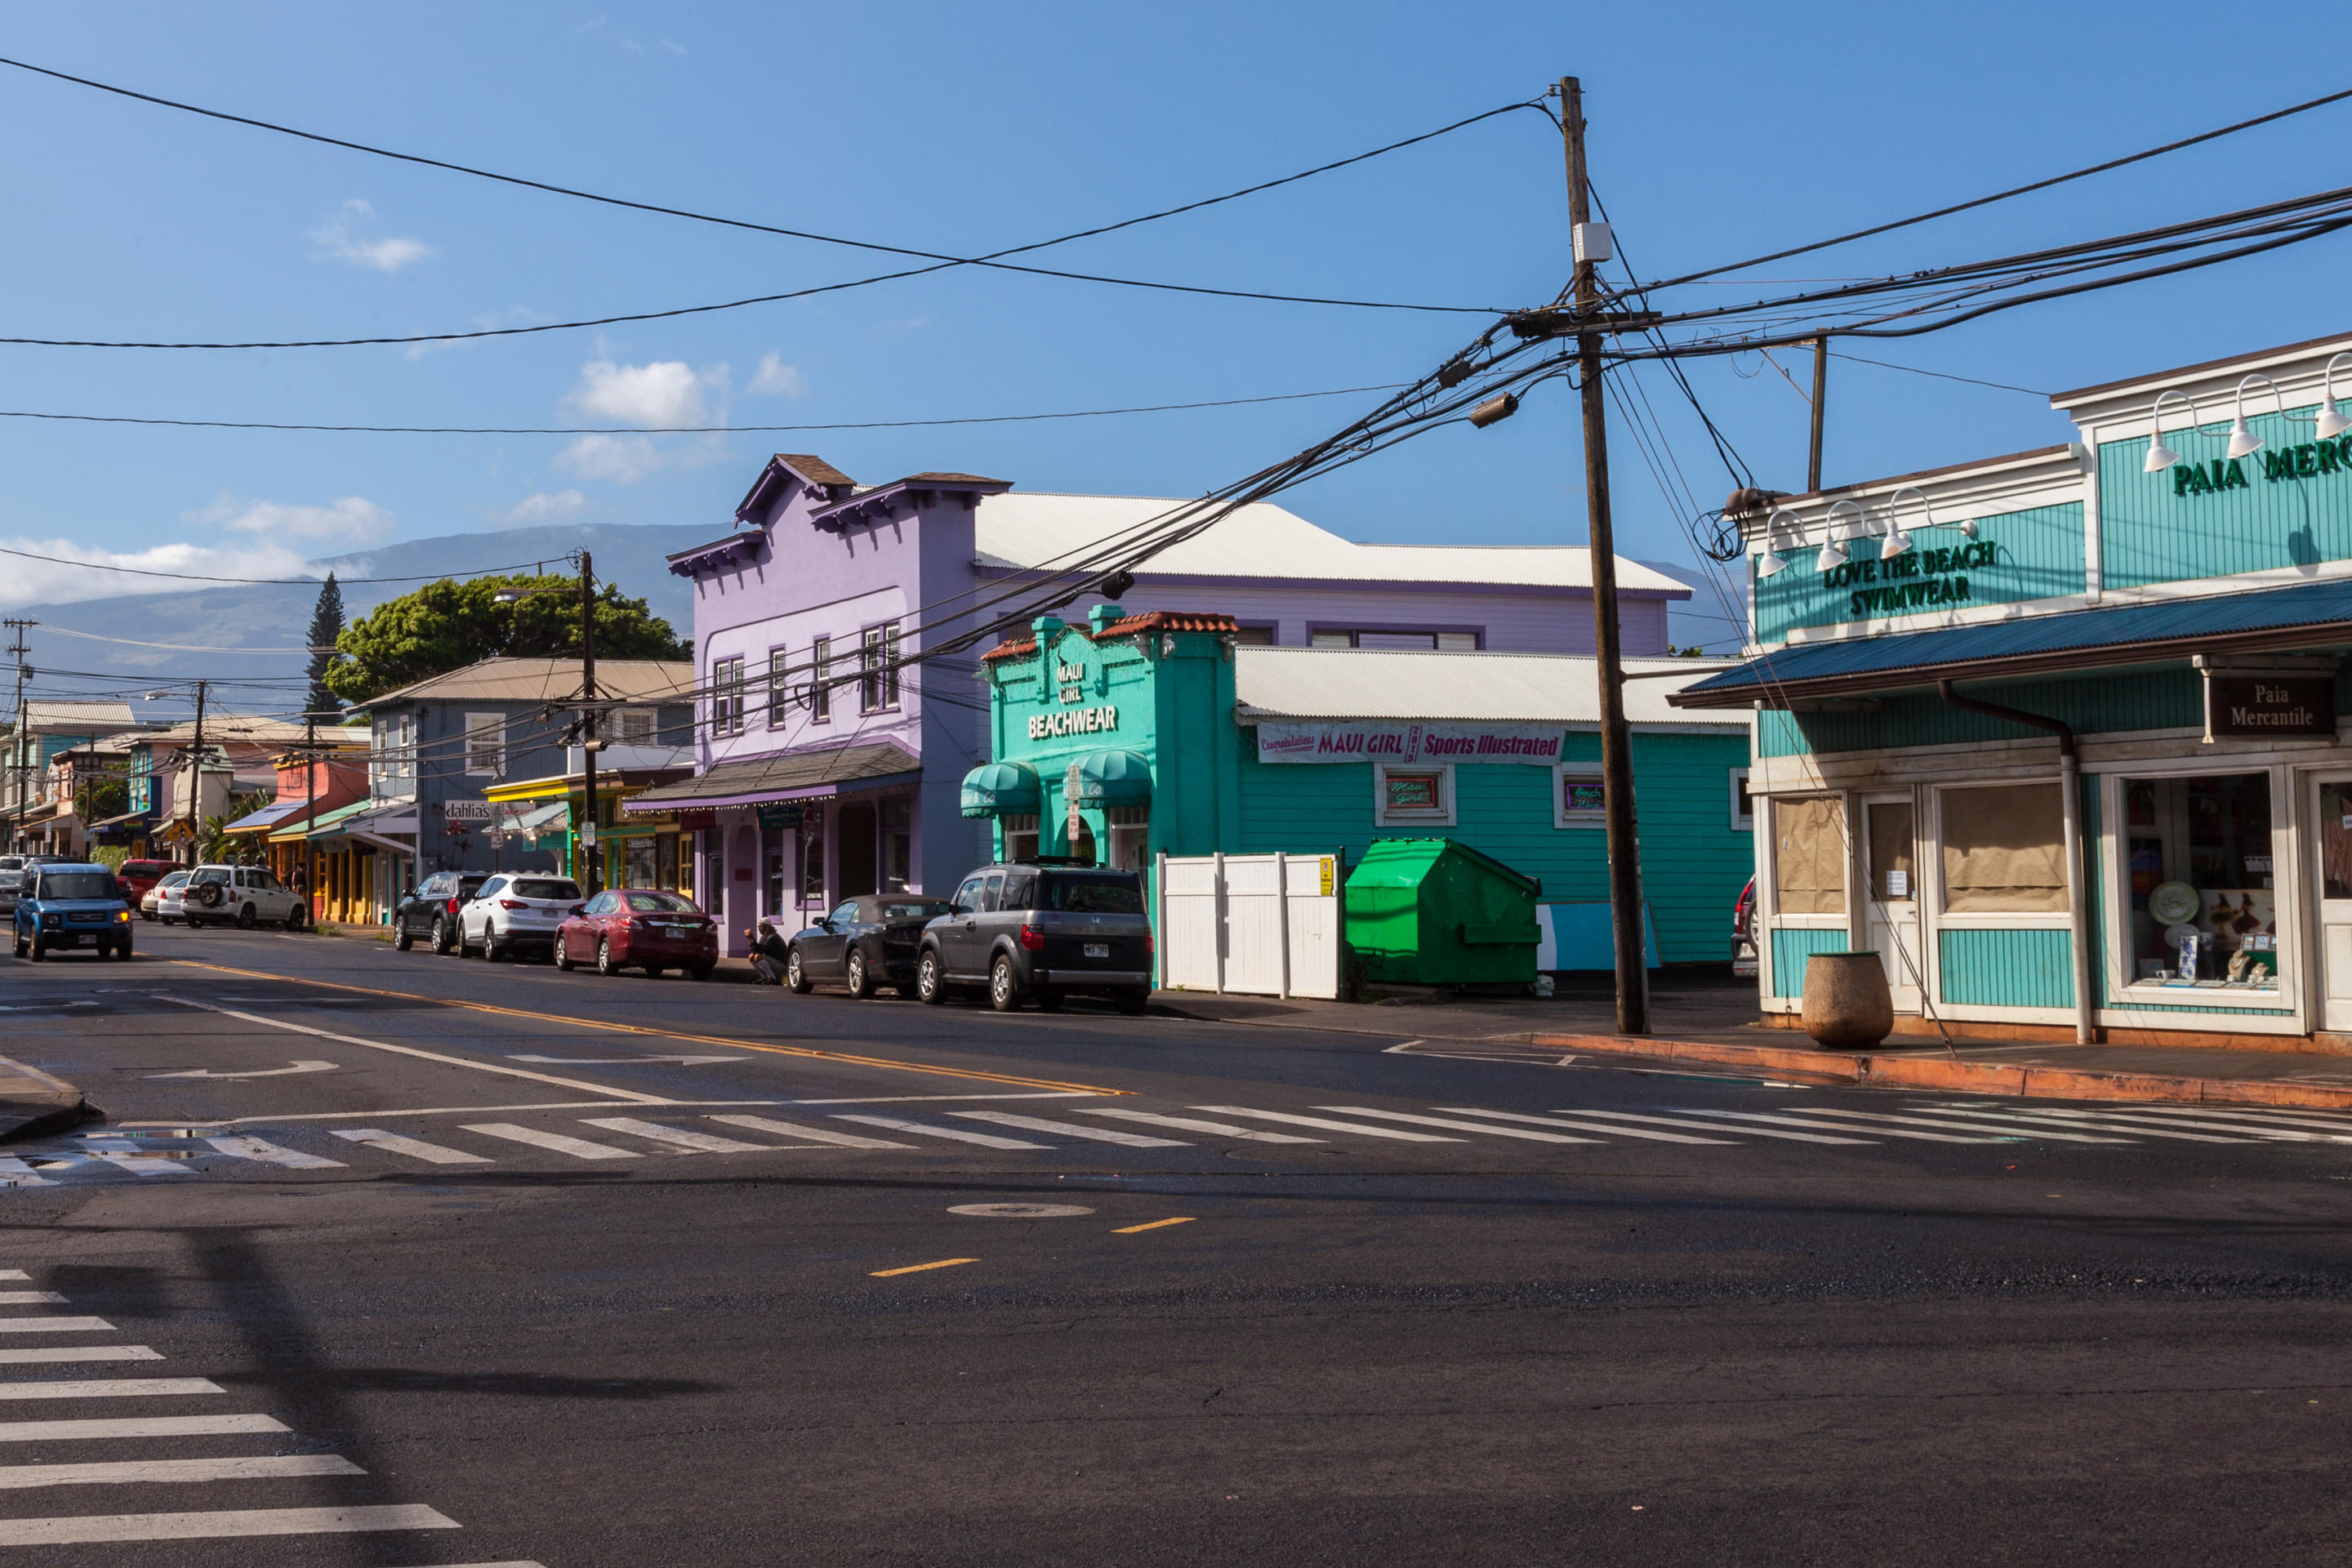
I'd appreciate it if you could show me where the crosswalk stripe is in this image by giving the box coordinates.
[0,1414,286,1442]
[329,1129,495,1165]
[1573,1109,1876,1145]
[1432,1107,1734,1145]
[0,1454,364,1490]
[1915,1107,2243,1143]
[831,1115,1048,1150]
[950,1111,1187,1147]
[1773,1108,2031,1142]
[0,1503,459,1545]
[0,1274,22,1281]
[92,1153,189,1178]
[1310,1107,1601,1143]
[1855,1107,2129,1143]
[201,1136,345,1169]
[2107,1106,2352,1136]
[0,1320,113,1334]
[458,1124,639,1160]
[0,1160,53,1187]
[1071,1109,1325,1143]
[706,1115,912,1149]
[0,1348,162,1365]
[1191,1107,1463,1142]
[577,1118,773,1154]
[0,1294,66,1306]
[0,1379,220,1401]
[1987,1106,2319,1140]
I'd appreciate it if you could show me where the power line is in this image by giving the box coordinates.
[1829,350,2049,398]
[0,543,601,588]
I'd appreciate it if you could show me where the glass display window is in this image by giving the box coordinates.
[2121,773,2279,994]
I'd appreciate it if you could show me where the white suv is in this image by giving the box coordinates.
[183,864,309,930]
[458,873,583,962]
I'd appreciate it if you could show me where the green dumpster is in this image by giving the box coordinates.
[1343,837,1544,987]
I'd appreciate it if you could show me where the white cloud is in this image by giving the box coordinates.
[555,434,664,484]
[198,494,396,546]
[748,353,805,398]
[567,358,728,428]
[496,489,588,527]
[0,538,319,612]
[310,199,434,273]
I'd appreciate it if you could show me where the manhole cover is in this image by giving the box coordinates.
[947,1202,1095,1218]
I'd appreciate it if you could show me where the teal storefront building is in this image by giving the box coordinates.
[1678,330,2352,1045]
[968,604,1753,968]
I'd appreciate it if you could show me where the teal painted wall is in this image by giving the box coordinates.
[1938,928,2074,1008]
[2100,404,2352,590]
[1752,503,2085,644]
[1769,926,1849,998]
[1760,670,2203,759]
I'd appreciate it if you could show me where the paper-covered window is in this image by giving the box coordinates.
[1771,795,1846,915]
[1941,782,2065,914]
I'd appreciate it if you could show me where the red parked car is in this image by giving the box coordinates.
[555,888,718,979]
[114,859,177,908]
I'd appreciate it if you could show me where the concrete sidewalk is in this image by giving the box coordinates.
[0,1053,89,1143]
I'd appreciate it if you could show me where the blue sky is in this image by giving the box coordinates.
[2,1,2350,653]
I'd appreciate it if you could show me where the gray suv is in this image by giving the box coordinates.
[916,860,1152,1014]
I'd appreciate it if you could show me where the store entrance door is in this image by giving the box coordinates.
[1864,794,1922,1012]
[2312,778,2352,1031]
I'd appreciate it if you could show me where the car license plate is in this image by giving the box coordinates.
[1084,942,1110,959]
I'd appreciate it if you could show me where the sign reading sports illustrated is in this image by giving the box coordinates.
[1254,721,1565,764]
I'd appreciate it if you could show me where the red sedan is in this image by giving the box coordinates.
[114,859,177,906]
[555,888,718,979]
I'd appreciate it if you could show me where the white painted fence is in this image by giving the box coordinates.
[1156,851,1343,999]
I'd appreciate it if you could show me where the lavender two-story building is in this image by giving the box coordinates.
[626,452,1690,956]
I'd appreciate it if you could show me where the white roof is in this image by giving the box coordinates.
[1233,648,1739,728]
[973,493,1690,595]
[20,701,136,733]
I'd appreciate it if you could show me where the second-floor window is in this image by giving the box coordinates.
[768,650,791,728]
[861,621,901,713]
[809,636,831,724]
[711,657,746,737]
[464,712,506,776]
[610,708,655,746]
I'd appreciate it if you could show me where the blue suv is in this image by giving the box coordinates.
[12,862,132,962]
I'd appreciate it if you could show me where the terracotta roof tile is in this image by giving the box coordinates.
[980,610,1240,662]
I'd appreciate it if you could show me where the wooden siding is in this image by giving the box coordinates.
[1939,928,2074,1008]
[1753,503,2085,644]
[2100,406,2352,589]
[1760,670,2203,759]
[1770,926,1849,999]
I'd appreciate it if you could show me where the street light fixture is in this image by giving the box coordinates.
[2318,352,2352,441]
[1818,500,1864,572]
[2226,372,2283,461]
[1755,509,1802,578]
[2143,388,2196,473]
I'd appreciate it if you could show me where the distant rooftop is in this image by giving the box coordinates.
[363,657,694,707]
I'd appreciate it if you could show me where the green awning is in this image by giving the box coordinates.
[1069,749,1152,807]
[960,761,1041,819]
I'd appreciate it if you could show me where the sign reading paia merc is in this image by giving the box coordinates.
[2203,673,2337,740]
[1819,540,1998,621]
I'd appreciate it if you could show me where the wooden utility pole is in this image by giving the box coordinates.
[1808,336,1830,493]
[2,620,30,853]
[577,551,601,898]
[1559,76,1650,1035]
[181,679,208,866]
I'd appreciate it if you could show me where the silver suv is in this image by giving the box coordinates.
[184,864,309,930]
[915,860,1152,1014]
[458,873,583,962]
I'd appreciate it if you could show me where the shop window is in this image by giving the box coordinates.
[623,836,657,890]
[1002,813,1040,862]
[1772,795,1847,915]
[764,827,786,914]
[1555,764,1605,828]
[2125,773,2279,991]
[882,797,911,893]
[800,821,825,906]
[1106,804,1149,871]
[657,831,679,893]
[1374,762,1454,827]
[1730,768,1753,831]
[1940,783,2065,914]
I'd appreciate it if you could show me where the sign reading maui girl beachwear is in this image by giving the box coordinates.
[1254,721,1564,764]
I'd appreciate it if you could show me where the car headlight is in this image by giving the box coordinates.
[114,911,130,922]
[39,914,59,929]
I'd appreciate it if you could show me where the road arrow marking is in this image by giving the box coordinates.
[506,1054,741,1066]
[145,1061,339,1081]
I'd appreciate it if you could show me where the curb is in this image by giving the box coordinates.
[0,1054,92,1145]
[1531,1031,2352,1111]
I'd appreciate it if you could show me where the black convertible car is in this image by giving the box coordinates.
[773,894,954,999]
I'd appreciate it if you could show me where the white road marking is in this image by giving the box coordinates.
[0,1503,458,1544]
[705,1116,913,1149]
[577,1118,772,1154]
[0,1275,22,1281]
[1312,1107,1601,1144]
[785,1093,1098,1104]
[158,1099,804,1126]
[2123,1105,2352,1134]
[509,1055,741,1066]
[0,1160,51,1186]
[1565,1109,1876,1146]
[147,1061,338,1080]
[0,1414,286,1442]
[156,995,675,1104]
[1432,1107,1735,1145]
[832,1115,1049,1149]
[1072,1109,1325,1143]
[329,1129,493,1165]
[0,1379,220,1400]
[0,1294,65,1307]
[458,1124,639,1160]
[1915,1106,2239,1143]
[92,1153,189,1178]
[949,1111,1187,1147]
[0,1348,162,1365]
[202,1136,345,1169]
[0,1320,112,1334]
[1764,1108,2025,1143]
[0,1454,365,1490]
[0,1002,96,1013]
[2047,1106,2352,1139]
[1191,1107,1463,1142]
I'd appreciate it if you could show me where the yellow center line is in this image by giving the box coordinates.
[1112,1217,1197,1234]
[162,960,1128,1096]
[871,1258,979,1278]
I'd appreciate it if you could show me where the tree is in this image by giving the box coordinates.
[324,573,688,706]
[303,574,345,722]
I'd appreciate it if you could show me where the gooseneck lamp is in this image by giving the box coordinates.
[2317,352,2352,441]
[1755,509,1801,578]
[2143,388,2196,473]
[2226,372,2284,461]
[1819,500,1864,572]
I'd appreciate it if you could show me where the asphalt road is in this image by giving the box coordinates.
[0,924,2348,1565]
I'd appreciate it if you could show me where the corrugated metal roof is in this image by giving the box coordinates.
[972,493,1690,595]
[20,702,136,733]
[625,741,919,809]
[1234,648,1735,726]
[134,715,308,746]
[1674,575,2352,708]
[364,657,693,707]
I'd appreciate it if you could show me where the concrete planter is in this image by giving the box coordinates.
[1802,951,1894,1049]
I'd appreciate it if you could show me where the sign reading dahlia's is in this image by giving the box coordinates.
[1254,721,1564,764]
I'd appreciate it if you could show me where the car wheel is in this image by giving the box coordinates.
[114,938,132,961]
[140,910,154,923]
[989,954,1022,1013]
[284,903,308,933]
[1035,987,1065,1013]
[11,936,24,960]
[486,932,506,962]
[554,938,574,972]
[28,938,44,963]
[916,947,947,1005]
[785,946,811,994]
[597,937,621,977]
[394,924,413,951]
[688,963,714,981]
[1113,987,1150,1016]
[845,948,874,1000]
[431,917,452,955]
[237,902,257,930]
